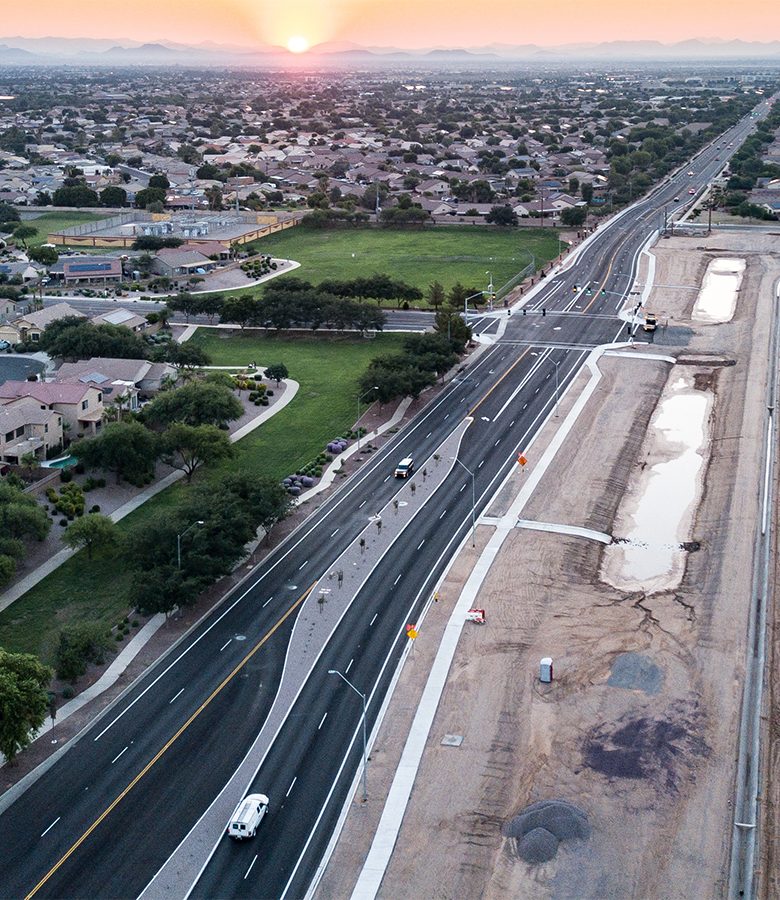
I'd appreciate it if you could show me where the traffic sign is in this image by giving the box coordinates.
[518,454,527,466]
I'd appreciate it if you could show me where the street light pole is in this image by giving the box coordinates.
[357,386,378,455]
[328,669,368,801]
[177,520,204,570]
[453,457,476,546]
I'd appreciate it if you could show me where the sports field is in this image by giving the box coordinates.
[249,225,560,296]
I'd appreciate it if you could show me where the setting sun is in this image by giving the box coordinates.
[287,35,309,53]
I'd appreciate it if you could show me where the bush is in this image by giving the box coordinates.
[90,504,100,513]
[60,467,73,483]
[266,390,274,396]
[131,620,139,628]
[115,633,124,641]
[55,625,113,682]
[75,462,85,475]
[62,686,75,699]
[59,518,68,527]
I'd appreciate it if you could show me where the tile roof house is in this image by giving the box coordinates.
[0,396,63,463]
[0,380,104,437]
[54,357,176,397]
[150,248,215,278]
[7,302,86,345]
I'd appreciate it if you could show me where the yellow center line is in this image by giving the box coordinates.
[468,347,530,418]
[582,228,634,314]
[25,583,316,900]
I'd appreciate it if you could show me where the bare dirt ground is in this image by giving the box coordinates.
[316,230,780,900]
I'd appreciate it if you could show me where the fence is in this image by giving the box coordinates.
[495,251,536,299]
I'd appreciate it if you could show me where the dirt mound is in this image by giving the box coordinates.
[503,800,590,863]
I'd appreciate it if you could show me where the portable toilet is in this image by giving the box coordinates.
[540,657,553,683]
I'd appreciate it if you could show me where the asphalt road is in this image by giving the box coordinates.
[0,101,770,900]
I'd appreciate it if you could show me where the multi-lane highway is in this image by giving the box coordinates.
[0,100,771,900]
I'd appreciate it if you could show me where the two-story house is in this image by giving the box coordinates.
[0,381,104,439]
[0,397,63,463]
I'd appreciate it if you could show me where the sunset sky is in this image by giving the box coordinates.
[2,0,779,50]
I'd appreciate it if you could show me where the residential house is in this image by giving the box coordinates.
[91,308,152,334]
[0,381,104,438]
[3,302,86,345]
[54,356,177,401]
[0,397,63,463]
[150,247,215,279]
[48,256,123,285]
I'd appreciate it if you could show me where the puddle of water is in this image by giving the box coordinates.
[603,373,711,591]
[692,257,744,324]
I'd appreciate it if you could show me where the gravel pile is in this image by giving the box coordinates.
[503,800,590,863]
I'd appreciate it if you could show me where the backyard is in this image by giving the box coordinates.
[0,331,408,662]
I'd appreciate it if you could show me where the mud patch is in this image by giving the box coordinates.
[583,703,710,792]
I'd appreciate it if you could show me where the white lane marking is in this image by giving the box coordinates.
[510,420,515,427]
[298,560,308,570]
[522,403,528,410]
[478,460,485,468]
[383,475,390,482]
[459,397,465,402]
[330,529,339,537]
[426,432,432,438]
[219,639,232,652]
[444,414,450,420]
[262,597,272,608]
[112,746,129,764]
[244,855,258,879]
[318,713,327,730]
[460,483,466,492]
[286,777,297,797]
[359,500,367,509]
[370,613,378,625]
[394,573,402,585]
[345,658,353,673]
[169,689,184,704]
[494,439,501,446]
[41,817,61,837]
[439,510,447,519]
[417,540,425,550]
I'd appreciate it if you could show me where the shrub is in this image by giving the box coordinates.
[116,633,124,641]
[75,462,85,475]
[90,504,100,513]
[60,467,73,483]
[59,518,68,527]
[131,620,139,628]
[55,625,113,682]
[266,390,274,396]
[260,398,269,406]
[62,686,75,699]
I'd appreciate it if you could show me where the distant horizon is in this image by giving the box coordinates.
[1,0,779,55]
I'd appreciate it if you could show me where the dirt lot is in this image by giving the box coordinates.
[316,230,780,899]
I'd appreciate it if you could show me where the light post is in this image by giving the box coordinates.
[464,291,486,317]
[553,359,560,417]
[357,386,378,454]
[177,520,204,570]
[328,669,368,802]
[453,457,476,546]
[486,271,493,310]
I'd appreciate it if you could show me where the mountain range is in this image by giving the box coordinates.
[0,36,779,66]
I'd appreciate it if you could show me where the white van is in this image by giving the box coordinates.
[227,793,269,840]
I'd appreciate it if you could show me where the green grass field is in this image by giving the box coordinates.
[0,331,407,662]
[24,210,112,246]
[246,226,560,297]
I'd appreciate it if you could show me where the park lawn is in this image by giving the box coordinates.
[191,329,408,480]
[25,210,112,246]
[242,225,560,299]
[0,331,406,662]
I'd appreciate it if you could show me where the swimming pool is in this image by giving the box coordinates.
[43,455,77,469]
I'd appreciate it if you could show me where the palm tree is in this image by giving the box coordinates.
[20,451,39,481]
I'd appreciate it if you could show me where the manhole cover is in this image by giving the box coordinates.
[235,634,247,641]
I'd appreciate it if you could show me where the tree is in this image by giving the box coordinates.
[0,481,51,586]
[160,423,235,482]
[52,185,100,207]
[12,224,38,247]
[264,363,288,386]
[560,207,587,227]
[426,280,446,311]
[155,342,212,370]
[134,187,167,209]
[0,648,52,764]
[581,183,594,204]
[485,205,518,226]
[130,565,202,617]
[27,245,58,266]
[143,380,243,429]
[433,309,472,354]
[61,513,119,561]
[40,319,149,361]
[221,295,262,329]
[148,174,170,190]
[71,420,160,484]
[100,186,128,207]
[195,294,224,324]
[54,625,113,682]
[165,292,200,323]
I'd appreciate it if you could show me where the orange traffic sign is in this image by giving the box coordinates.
[518,454,527,466]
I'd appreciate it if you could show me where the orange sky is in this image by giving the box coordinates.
[3,0,779,49]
